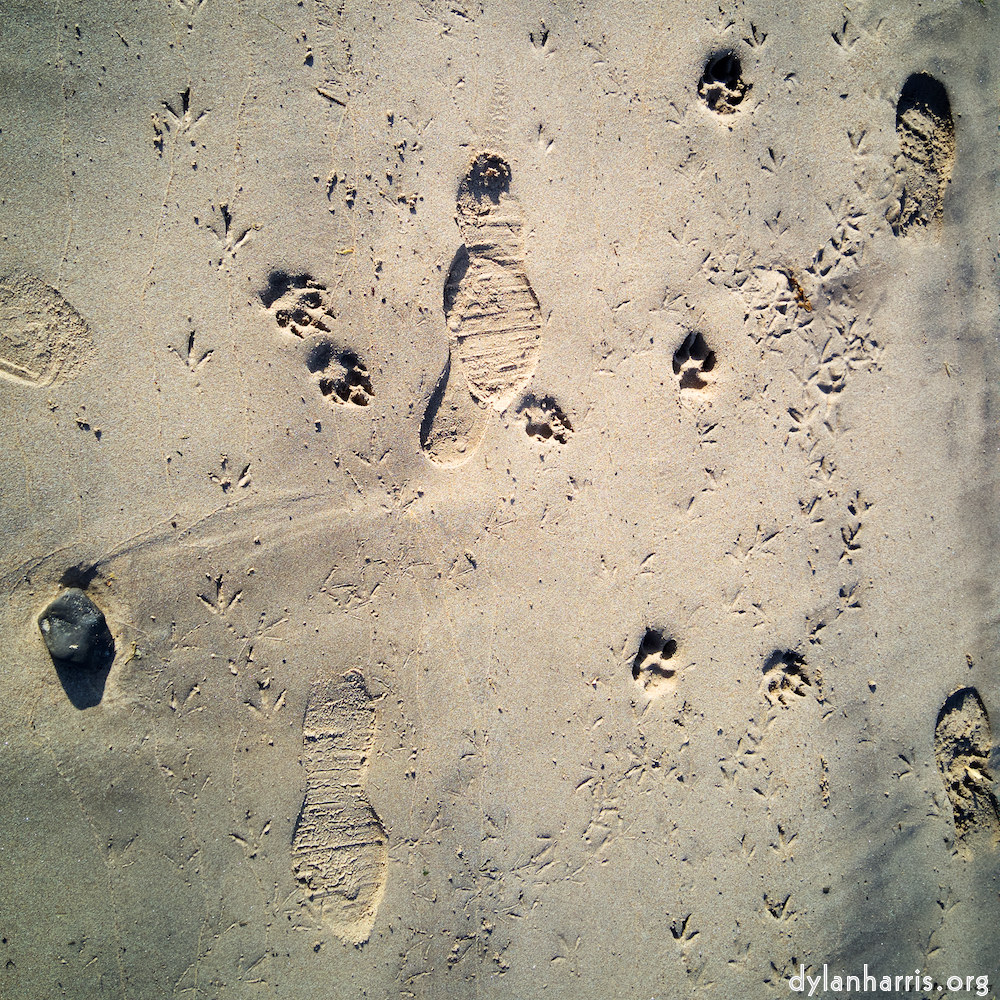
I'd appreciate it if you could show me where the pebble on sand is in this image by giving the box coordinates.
[38,587,114,670]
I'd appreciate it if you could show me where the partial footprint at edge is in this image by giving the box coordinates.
[934,686,1000,852]
[0,274,94,386]
[420,153,543,467]
[888,73,955,236]
[291,670,387,945]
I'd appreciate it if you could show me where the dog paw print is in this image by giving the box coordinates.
[761,650,812,707]
[307,341,374,407]
[519,395,573,445]
[260,272,335,338]
[632,629,680,696]
[699,52,750,113]
[673,331,717,390]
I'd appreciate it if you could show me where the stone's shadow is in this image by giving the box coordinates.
[38,587,115,710]
[51,657,112,710]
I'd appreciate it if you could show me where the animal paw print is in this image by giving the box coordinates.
[167,681,204,717]
[306,342,374,407]
[763,892,794,922]
[811,357,847,396]
[673,331,717,390]
[169,329,213,375]
[209,455,251,493]
[519,395,573,445]
[830,18,861,50]
[669,912,699,944]
[761,650,812,707]
[632,629,679,696]
[243,672,288,719]
[698,52,750,113]
[261,272,335,338]
[197,572,243,618]
[197,202,256,269]
[151,87,209,156]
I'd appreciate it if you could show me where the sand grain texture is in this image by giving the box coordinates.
[0,1,998,998]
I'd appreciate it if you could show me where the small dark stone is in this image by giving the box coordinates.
[38,588,114,672]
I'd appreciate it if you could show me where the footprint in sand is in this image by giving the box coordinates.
[673,330,717,392]
[0,274,94,387]
[934,686,1000,852]
[420,153,543,467]
[306,341,374,408]
[261,272,376,408]
[291,670,387,944]
[698,51,751,114]
[632,629,680,697]
[887,73,955,236]
[260,271,335,338]
[760,650,813,708]
[518,394,574,446]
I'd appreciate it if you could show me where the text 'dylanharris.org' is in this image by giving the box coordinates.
[788,965,991,997]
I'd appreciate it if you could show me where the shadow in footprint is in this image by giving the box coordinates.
[443,246,471,315]
[419,352,489,466]
[699,51,750,113]
[673,331,717,390]
[38,587,115,709]
[307,341,374,407]
[420,152,542,467]
[259,270,314,309]
[890,73,955,235]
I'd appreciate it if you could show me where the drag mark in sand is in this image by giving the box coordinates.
[291,670,387,944]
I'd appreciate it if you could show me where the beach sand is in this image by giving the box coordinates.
[1,1,998,997]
